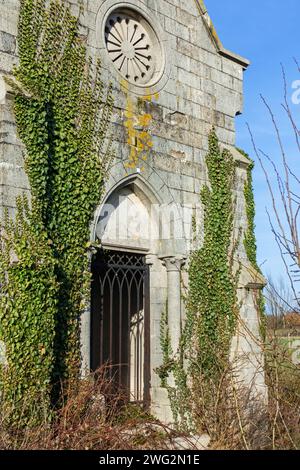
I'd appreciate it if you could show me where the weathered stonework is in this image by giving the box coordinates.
[0,0,266,422]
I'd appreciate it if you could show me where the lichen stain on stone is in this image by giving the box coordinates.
[121,80,157,172]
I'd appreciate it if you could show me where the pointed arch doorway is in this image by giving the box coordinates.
[91,177,157,407]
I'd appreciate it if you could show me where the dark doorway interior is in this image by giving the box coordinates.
[91,250,150,406]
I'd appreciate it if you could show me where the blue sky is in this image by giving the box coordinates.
[205,0,300,283]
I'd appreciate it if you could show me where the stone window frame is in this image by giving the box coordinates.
[96,0,172,96]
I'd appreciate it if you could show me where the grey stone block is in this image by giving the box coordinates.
[0,31,16,54]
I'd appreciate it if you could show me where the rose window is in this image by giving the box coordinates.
[105,10,163,86]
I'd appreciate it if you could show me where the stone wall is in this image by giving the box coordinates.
[0,0,247,216]
[0,0,266,422]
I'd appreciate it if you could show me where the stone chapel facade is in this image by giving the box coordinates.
[0,0,266,422]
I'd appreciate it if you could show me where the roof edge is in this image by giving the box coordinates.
[195,0,250,69]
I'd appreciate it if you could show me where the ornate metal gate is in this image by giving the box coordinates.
[91,250,150,407]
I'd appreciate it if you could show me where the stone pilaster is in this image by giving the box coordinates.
[161,256,186,355]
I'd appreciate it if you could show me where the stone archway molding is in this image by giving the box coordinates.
[91,172,163,245]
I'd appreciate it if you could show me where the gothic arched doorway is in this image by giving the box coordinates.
[91,178,155,407]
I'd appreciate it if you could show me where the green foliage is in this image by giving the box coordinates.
[0,0,113,421]
[158,309,172,389]
[236,148,258,269]
[237,147,266,338]
[157,130,238,427]
[157,309,191,428]
[0,197,58,424]
[185,130,238,381]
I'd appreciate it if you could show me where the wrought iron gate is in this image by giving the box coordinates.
[91,250,150,407]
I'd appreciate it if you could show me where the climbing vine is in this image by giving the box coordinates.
[157,137,267,428]
[237,147,266,338]
[236,148,258,268]
[0,197,58,424]
[157,129,238,427]
[0,0,113,420]
[158,306,191,428]
[185,130,238,380]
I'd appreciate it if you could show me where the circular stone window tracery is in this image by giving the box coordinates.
[104,9,164,87]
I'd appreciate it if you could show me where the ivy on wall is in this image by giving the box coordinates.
[158,306,191,428]
[0,197,58,424]
[237,147,266,338]
[185,131,238,382]
[158,129,238,427]
[236,148,258,268]
[158,136,266,428]
[0,0,113,421]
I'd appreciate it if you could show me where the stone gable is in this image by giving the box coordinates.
[0,0,266,423]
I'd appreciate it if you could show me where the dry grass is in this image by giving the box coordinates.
[265,337,300,449]
[189,341,300,450]
[1,340,299,450]
[189,370,268,450]
[0,367,194,450]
